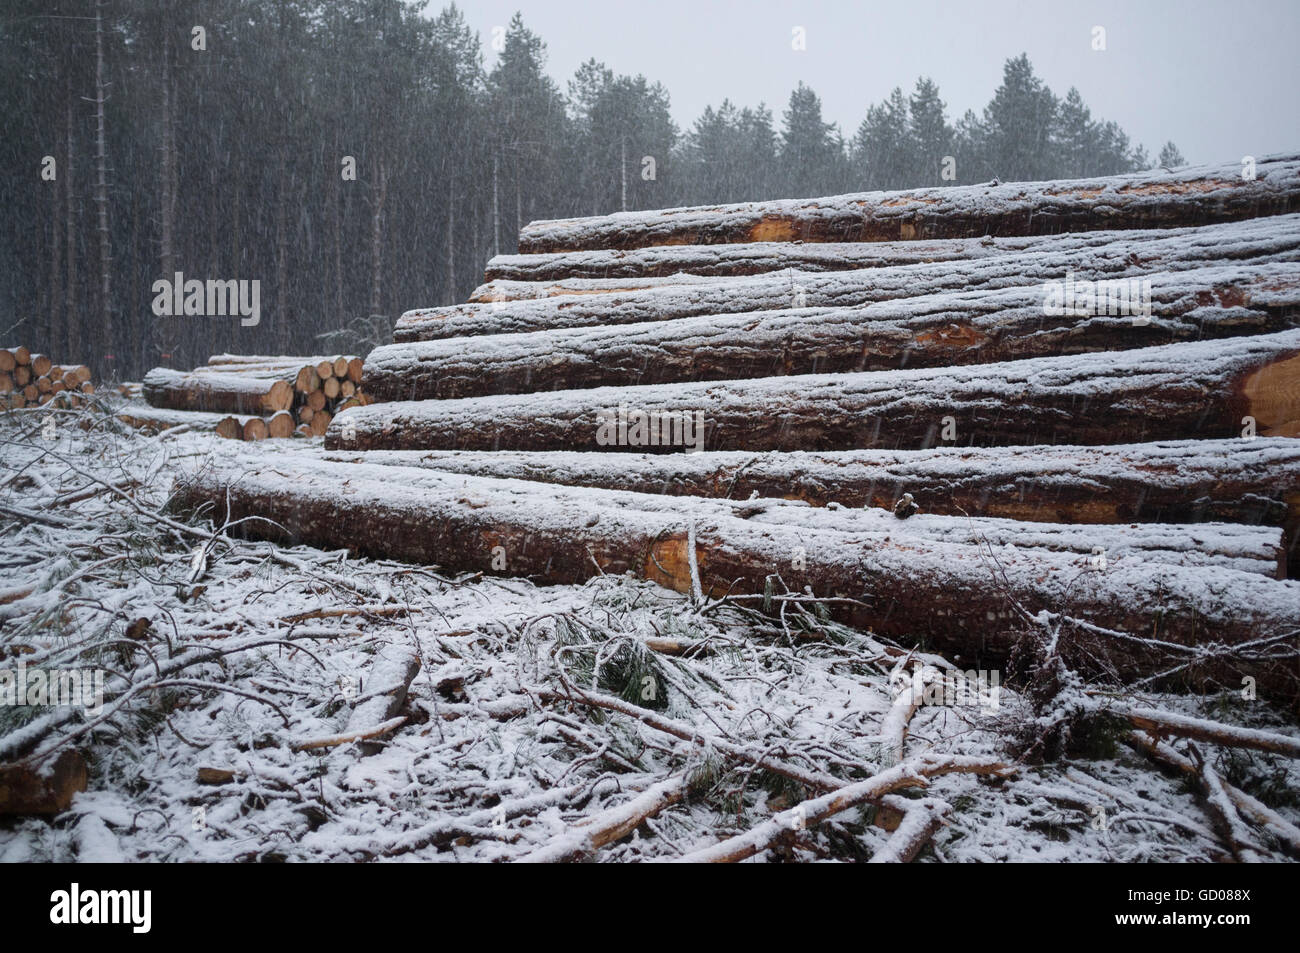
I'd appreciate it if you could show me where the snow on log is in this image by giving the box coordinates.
[143,367,294,415]
[115,405,245,439]
[328,329,1300,454]
[517,153,1300,253]
[317,438,1300,533]
[399,215,1300,340]
[303,644,421,755]
[0,751,87,816]
[324,445,1291,577]
[171,453,1300,695]
[368,262,1300,400]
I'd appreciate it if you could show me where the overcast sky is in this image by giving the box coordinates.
[426,0,1300,165]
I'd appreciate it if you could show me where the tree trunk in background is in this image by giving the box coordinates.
[332,131,343,324]
[491,153,500,259]
[50,145,62,358]
[446,176,456,305]
[369,154,387,317]
[64,90,76,360]
[158,36,177,363]
[276,150,290,352]
[92,0,112,368]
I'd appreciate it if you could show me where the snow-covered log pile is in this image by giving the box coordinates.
[0,346,94,410]
[174,159,1300,700]
[133,354,369,439]
[371,262,1300,400]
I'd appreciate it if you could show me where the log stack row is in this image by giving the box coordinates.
[180,153,1300,697]
[0,347,94,409]
[133,354,368,439]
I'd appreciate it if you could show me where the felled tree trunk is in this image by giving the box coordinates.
[313,439,1296,524]
[483,214,1300,283]
[324,439,1300,570]
[366,262,1300,401]
[171,453,1300,697]
[329,330,1300,454]
[142,367,294,415]
[517,154,1300,253]
[325,448,1288,577]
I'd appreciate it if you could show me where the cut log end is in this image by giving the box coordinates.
[1242,351,1300,436]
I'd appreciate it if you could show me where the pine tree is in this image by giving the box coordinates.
[1158,141,1186,169]
[779,82,845,198]
[980,54,1058,182]
[907,78,953,187]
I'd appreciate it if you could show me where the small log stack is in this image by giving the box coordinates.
[131,354,368,440]
[0,347,94,410]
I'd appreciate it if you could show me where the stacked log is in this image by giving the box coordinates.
[134,354,367,440]
[318,437,1300,541]
[406,215,1300,341]
[328,329,1300,453]
[0,347,93,409]
[516,154,1300,253]
[368,262,1300,401]
[477,214,1300,285]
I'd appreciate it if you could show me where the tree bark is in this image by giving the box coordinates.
[517,154,1300,254]
[330,329,1300,453]
[368,262,1300,401]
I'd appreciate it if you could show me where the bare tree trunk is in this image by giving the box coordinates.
[276,150,289,351]
[92,0,112,366]
[446,176,456,304]
[158,35,177,363]
[620,136,627,212]
[491,152,500,259]
[332,130,343,323]
[369,155,387,317]
[50,146,62,357]
[65,87,76,356]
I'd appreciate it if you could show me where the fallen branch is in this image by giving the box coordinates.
[517,773,689,862]
[868,795,951,863]
[670,753,1013,863]
[1123,707,1300,758]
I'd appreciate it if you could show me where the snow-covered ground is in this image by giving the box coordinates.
[1,401,1296,862]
